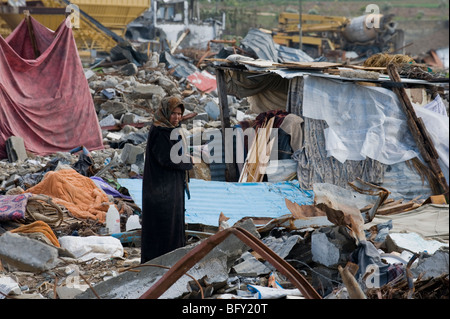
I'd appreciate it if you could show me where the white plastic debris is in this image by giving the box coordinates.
[125,215,142,231]
[247,285,304,299]
[0,276,21,298]
[59,236,124,262]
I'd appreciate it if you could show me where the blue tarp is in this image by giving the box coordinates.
[117,178,314,227]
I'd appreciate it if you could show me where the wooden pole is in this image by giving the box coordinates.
[170,29,190,54]
[216,68,238,182]
[387,63,449,199]
[24,10,40,59]
[338,263,367,299]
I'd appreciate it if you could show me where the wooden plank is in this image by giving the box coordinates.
[347,65,387,72]
[24,11,40,59]
[274,61,343,69]
[338,263,366,299]
[171,29,190,54]
[376,201,417,215]
[387,63,449,197]
[215,68,238,182]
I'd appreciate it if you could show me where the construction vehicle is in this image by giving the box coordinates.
[0,0,150,54]
[272,12,404,59]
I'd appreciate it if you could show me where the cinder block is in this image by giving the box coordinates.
[6,136,27,162]
[0,232,59,272]
[120,143,144,165]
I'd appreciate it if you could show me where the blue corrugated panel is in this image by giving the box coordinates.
[117,178,314,227]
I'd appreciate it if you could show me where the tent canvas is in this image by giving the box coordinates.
[0,16,103,159]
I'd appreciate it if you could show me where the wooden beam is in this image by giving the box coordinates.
[338,263,367,299]
[23,10,40,59]
[170,28,190,54]
[387,64,449,199]
[215,68,238,182]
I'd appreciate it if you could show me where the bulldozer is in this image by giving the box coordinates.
[271,12,405,59]
[0,0,151,54]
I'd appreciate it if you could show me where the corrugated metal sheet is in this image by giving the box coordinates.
[117,178,314,227]
[240,28,278,62]
[276,44,314,63]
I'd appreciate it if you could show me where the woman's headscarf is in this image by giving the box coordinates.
[153,96,185,128]
[152,96,191,198]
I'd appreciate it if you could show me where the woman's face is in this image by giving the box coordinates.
[169,106,183,127]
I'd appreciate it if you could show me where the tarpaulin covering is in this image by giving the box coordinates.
[0,17,103,159]
[302,75,449,179]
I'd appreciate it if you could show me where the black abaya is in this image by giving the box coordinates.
[141,125,193,263]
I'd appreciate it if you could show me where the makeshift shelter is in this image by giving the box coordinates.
[212,55,449,202]
[0,16,103,159]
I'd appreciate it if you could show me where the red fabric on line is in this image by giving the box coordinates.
[0,17,103,159]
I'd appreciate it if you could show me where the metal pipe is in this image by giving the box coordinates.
[139,227,322,299]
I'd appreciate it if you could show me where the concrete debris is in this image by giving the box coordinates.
[0,232,60,273]
[5,136,28,163]
[0,47,448,301]
[311,226,357,268]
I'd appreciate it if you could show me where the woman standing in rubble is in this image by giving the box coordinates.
[141,96,193,263]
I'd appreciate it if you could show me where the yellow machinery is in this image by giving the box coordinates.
[272,12,403,58]
[0,0,150,53]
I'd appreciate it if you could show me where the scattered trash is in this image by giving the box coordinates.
[0,10,448,301]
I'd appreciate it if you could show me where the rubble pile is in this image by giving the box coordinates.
[0,51,259,300]
[1,50,449,301]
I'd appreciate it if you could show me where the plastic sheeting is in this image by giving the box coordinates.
[366,203,449,242]
[302,75,449,180]
[0,17,104,159]
[415,99,449,184]
[59,235,124,262]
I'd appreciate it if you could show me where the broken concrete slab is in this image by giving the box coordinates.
[99,100,129,120]
[311,226,357,268]
[262,234,302,260]
[55,286,88,299]
[129,83,166,99]
[232,251,272,276]
[0,232,60,272]
[76,219,259,299]
[411,247,449,279]
[99,114,118,127]
[120,143,145,165]
[121,113,136,125]
[232,234,302,276]
[119,63,138,76]
[6,136,27,162]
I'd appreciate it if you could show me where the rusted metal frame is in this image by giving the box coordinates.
[232,227,322,299]
[139,226,233,299]
[139,227,322,299]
